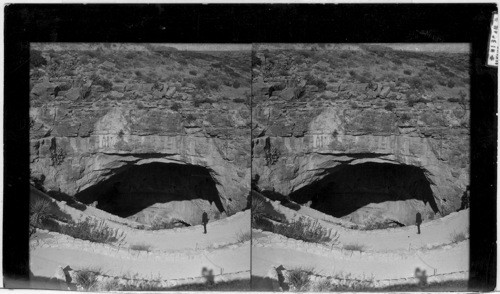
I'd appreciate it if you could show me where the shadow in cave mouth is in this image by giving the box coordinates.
[75,162,225,226]
[289,162,439,226]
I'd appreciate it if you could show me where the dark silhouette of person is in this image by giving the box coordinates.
[202,211,209,234]
[460,185,470,210]
[414,267,428,288]
[416,212,422,234]
[201,267,214,285]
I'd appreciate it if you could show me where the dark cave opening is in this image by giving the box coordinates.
[75,162,225,226]
[289,162,439,226]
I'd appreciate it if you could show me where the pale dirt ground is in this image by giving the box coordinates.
[30,197,251,281]
[252,206,469,281]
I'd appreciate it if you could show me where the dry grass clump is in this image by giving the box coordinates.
[129,243,152,252]
[287,267,316,291]
[74,268,102,291]
[342,243,365,252]
[61,217,125,244]
[450,229,469,243]
[273,217,339,245]
[235,231,252,243]
[30,197,52,236]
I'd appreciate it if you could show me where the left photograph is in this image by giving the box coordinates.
[28,43,251,291]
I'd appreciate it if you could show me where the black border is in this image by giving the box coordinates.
[4,4,497,291]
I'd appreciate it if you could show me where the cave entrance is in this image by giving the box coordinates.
[75,162,225,227]
[289,162,439,226]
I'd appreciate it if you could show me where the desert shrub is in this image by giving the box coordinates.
[236,231,252,243]
[316,272,375,291]
[189,70,197,76]
[264,146,280,166]
[400,113,411,122]
[208,81,220,91]
[403,69,412,75]
[232,80,241,88]
[74,268,101,291]
[274,217,338,244]
[193,78,209,90]
[186,114,196,123]
[447,79,455,88]
[407,97,427,107]
[287,267,315,291]
[342,243,365,252]
[363,221,393,230]
[384,102,396,111]
[61,217,125,244]
[423,80,435,90]
[29,197,52,236]
[251,196,267,227]
[50,146,66,166]
[90,73,113,92]
[170,102,182,111]
[450,230,468,243]
[408,77,423,89]
[393,58,403,65]
[30,50,47,68]
[193,97,212,107]
[178,59,188,66]
[129,243,151,252]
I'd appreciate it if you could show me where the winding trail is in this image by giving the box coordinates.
[252,204,470,284]
[30,188,251,282]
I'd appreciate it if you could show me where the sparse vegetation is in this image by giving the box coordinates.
[342,243,365,252]
[193,97,212,107]
[29,197,52,237]
[129,243,152,252]
[170,102,182,111]
[74,268,101,291]
[251,195,267,227]
[450,230,468,243]
[61,217,125,244]
[236,231,252,243]
[287,267,315,291]
[50,146,66,166]
[264,146,280,166]
[384,102,396,111]
[273,217,339,245]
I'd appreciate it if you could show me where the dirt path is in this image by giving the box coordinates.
[252,207,469,282]
[31,243,250,280]
[269,198,469,251]
[252,235,468,280]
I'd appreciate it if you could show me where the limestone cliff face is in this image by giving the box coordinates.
[251,44,470,217]
[29,44,251,218]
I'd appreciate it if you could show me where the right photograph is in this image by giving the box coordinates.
[251,44,470,291]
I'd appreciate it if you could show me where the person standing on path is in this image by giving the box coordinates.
[416,212,422,234]
[202,211,209,234]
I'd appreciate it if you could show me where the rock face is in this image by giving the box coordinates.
[29,44,251,222]
[251,44,470,224]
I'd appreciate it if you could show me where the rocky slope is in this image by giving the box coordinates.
[29,43,251,224]
[251,44,470,224]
